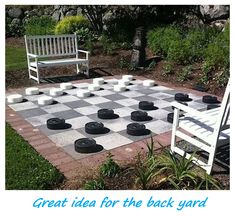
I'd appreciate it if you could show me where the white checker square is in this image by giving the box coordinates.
[55,95,79,103]
[26,114,55,127]
[84,96,110,105]
[148,109,170,119]
[154,99,171,108]
[49,130,85,147]
[41,104,70,113]
[103,118,132,132]
[74,105,100,115]
[64,88,80,95]
[149,92,173,99]
[188,93,204,100]
[94,133,132,150]
[113,107,136,117]
[145,120,172,134]
[120,90,144,98]
[66,116,94,129]
[93,89,115,96]
[150,85,173,91]
[115,98,139,106]
[8,101,38,111]
[131,80,143,84]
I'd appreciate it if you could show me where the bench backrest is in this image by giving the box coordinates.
[24,34,78,57]
[213,78,230,142]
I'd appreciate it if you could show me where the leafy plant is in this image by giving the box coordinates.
[99,152,120,178]
[146,60,157,71]
[119,57,130,69]
[84,178,105,190]
[157,149,198,189]
[55,15,90,35]
[177,65,192,82]
[197,172,222,190]
[146,135,155,158]
[24,15,56,35]
[162,61,174,76]
[134,153,159,189]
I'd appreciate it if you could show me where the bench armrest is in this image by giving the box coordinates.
[27,53,39,58]
[171,101,216,122]
[77,50,90,54]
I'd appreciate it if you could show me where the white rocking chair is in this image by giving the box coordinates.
[171,79,230,174]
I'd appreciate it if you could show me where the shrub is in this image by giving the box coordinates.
[147,25,182,57]
[6,17,24,37]
[162,61,174,76]
[55,15,90,35]
[84,178,105,190]
[99,152,120,178]
[177,65,192,82]
[24,15,56,35]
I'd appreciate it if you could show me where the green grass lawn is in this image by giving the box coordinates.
[6,46,27,71]
[5,123,64,190]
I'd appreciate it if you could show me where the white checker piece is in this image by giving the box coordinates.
[94,133,132,150]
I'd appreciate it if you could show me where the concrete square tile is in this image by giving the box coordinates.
[104,94,127,101]
[147,109,170,119]
[94,133,133,150]
[74,105,101,115]
[97,101,123,109]
[119,90,144,98]
[8,101,38,111]
[53,109,82,119]
[145,120,172,134]
[41,103,71,113]
[49,130,85,147]
[55,95,79,103]
[149,92,173,100]
[18,108,47,118]
[103,118,132,132]
[115,98,139,106]
[38,124,72,136]
[113,107,137,117]
[65,100,91,109]
[66,116,94,129]
[150,85,173,91]
[84,96,110,105]
[93,89,115,96]
[26,113,55,126]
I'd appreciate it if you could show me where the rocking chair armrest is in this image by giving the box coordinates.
[171,101,216,122]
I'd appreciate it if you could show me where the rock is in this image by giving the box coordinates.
[52,10,62,21]
[66,10,77,17]
[8,7,23,18]
[200,5,229,22]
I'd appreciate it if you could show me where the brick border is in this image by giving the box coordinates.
[5,76,222,180]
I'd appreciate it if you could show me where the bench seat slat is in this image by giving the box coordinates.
[30,58,88,68]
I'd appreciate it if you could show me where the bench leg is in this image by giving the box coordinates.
[76,64,80,74]
[85,63,89,78]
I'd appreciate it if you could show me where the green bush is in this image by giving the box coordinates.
[24,15,56,35]
[84,178,105,190]
[55,15,90,35]
[147,26,182,56]
[202,24,229,86]
[177,65,192,82]
[6,17,24,37]
[99,152,120,178]
[162,61,174,76]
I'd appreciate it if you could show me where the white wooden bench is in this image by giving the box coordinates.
[171,79,230,174]
[24,34,89,83]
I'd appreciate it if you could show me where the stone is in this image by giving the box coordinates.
[60,82,73,90]
[38,96,53,105]
[7,94,23,103]
[25,87,39,95]
[8,8,23,18]
[50,88,63,96]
